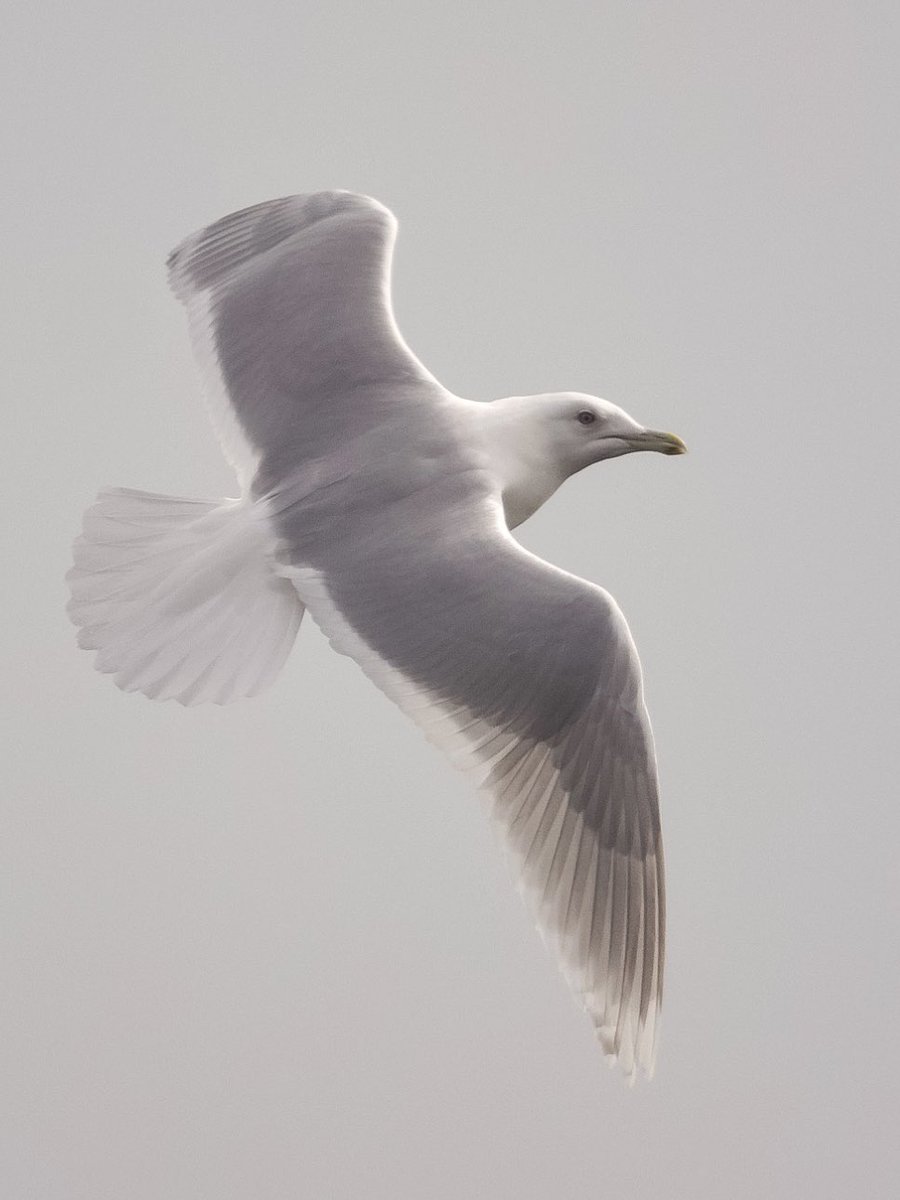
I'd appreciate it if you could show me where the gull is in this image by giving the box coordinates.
[67,192,686,1081]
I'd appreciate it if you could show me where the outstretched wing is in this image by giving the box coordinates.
[277,487,665,1081]
[167,191,442,491]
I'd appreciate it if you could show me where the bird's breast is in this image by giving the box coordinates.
[500,467,564,529]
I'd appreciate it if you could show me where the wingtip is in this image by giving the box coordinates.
[593,1009,659,1084]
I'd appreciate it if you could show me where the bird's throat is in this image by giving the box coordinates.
[472,398,566,529]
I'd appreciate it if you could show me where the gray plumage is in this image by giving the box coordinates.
[70,191,686,1080]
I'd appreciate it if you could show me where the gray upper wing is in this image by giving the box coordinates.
[168,191,443,491]
[276,479,665,1080]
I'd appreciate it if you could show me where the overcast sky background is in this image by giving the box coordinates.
[3,2,898,1197]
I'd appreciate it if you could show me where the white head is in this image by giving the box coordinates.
[482,391,686,528]
[510,391,686,474]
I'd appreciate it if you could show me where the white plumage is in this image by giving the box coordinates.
[68,192,686,1080]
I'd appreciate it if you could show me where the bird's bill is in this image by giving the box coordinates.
[626,429,687,456]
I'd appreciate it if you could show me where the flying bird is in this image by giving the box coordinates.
[68,192,685,1081]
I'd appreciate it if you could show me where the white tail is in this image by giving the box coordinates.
[67,487,304,705]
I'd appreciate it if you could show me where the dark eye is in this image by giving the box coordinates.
[577,410,596,425]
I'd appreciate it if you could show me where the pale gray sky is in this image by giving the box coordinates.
[3,2,898,1197]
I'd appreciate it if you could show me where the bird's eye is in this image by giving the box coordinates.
[576,410,596,425]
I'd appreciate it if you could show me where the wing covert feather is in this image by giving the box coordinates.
[167,191,442,490]
[277,495,665,1080]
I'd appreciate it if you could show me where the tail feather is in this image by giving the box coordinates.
[68,487,304,705]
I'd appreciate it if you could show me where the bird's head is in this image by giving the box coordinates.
[478,391,686,528]
[530,392,687,474]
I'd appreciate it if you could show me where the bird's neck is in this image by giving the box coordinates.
[469,396,567,529]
